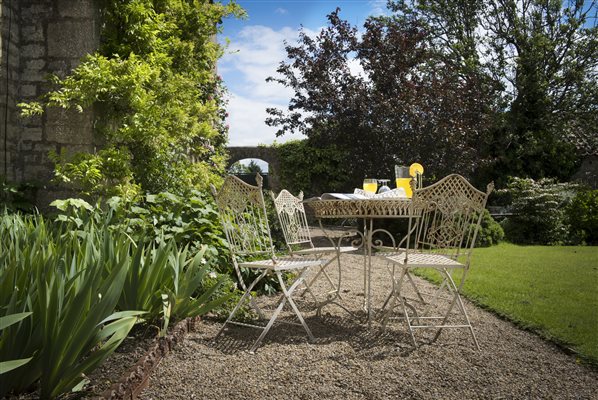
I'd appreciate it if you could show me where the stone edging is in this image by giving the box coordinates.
[93,316,201,400]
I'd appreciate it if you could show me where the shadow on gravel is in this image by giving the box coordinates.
[198,313,418,360]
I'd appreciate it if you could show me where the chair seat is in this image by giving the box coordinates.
[293,246,356,255]
[384,252,465,269]
[240,258,323,271]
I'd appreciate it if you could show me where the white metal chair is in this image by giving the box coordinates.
[382,174,493,349]
[211,174,324,353]
[270,189,356,311]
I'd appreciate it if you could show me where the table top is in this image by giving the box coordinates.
[305,198,412,219]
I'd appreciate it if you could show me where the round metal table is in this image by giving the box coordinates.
[305,198,412,324]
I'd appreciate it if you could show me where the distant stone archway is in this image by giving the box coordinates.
[227,146,280,191]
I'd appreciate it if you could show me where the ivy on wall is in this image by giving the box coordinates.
[20,0,244,197]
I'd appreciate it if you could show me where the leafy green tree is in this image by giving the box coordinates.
[20,0,244,197]
[245,160,264,174]
[228,161,249,174]
[500,177,577,244]
[567,188,598,244]
[267,10,494,189]
[388,0,597,184]
[228,159,264,174]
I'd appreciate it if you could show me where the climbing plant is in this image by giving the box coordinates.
[20,0,244,197]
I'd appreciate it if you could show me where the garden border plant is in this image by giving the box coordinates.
[0,198,236,398]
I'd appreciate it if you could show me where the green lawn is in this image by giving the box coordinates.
[417,243,598,363]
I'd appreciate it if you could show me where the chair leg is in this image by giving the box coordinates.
[393,268,419,347]
[420,276,449,318]
[401,295,418,347]
[302,256,340,303]
[216,269,269,341]
[380,262,396,312]
[322,256,342,299]
[309,257,339,293]
[232,260,265,319]
[248,269,314,353]
[405,271,426,304]
[433,269,480,350]
[279,270,315,340]
[305,253,352,318]
[381,267,406,328]
[381,266,418,347]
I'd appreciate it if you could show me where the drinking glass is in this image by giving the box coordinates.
[363,178,378,194]
[394,165,413,198]
[378,179,390,193]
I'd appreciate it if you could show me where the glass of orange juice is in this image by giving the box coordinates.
[394,166,413,198]
[363,178,378,194]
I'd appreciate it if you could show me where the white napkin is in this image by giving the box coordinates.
[354,188,407,198]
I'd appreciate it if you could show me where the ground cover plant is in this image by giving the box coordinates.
[415,243,598,364]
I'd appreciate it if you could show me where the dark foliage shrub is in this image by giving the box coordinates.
[566,189,598,245]
[0,180,36,212]
[272,140,348,196]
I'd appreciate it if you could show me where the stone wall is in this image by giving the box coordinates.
[0,0,20,186]
[0,0,99,206]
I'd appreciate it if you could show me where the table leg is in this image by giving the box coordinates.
[362,218,368,313]
[314,219,356,317]
[366,218,374,326]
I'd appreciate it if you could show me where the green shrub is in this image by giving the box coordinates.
[271,140,348,196]
[567,189,598,245]
[500,177,576,245]
[475,209,505,247]
[108,190,230,269]
[51,190,231,271]
[51,194,236,314]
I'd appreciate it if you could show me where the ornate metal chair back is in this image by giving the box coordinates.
[211,174,275,259]
[408,174,493,262]
[271,189,313,251]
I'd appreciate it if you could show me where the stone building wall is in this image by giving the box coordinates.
[0,0,99,206]
[0,0,20,186]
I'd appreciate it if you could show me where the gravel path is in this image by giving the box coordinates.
[141,253,598,399]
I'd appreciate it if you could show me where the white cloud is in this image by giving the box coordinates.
[220,25,320,146]
[368,0,388,16]
[347,57,366,79]
[226,93,303,147]
[275,8,288,15]
[222,25,319,98]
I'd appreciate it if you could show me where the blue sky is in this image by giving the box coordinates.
[218,1,388,147]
